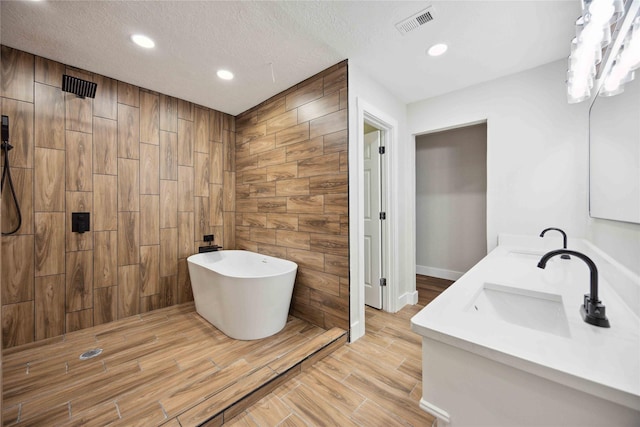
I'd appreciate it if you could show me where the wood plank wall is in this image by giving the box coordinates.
[234,61,349,331]
[0,45,236,348]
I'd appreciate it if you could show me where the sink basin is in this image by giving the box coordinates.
[468,282,571,337]
[506,249,546,259]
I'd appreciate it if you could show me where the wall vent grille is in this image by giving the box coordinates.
[395,5,436,35]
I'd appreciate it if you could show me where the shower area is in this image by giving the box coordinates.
[0,45,349,425]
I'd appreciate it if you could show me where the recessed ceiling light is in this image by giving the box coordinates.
[217,69,234,80]
[131,34,155,49]
[427,43,448,57]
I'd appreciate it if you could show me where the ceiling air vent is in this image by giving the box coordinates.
[395,5,436,35]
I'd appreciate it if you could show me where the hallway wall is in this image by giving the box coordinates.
[415,123,487,279]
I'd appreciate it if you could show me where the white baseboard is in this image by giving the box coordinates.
[350,319,364,342]
[416,265,463,281]
[419,398,451,425]
[398,290,419,306]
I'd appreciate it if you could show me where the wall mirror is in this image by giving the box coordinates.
[589,4,640,224]
[589,72,640,223]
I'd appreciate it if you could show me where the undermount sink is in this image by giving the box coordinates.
[506,249,546,259]
[467,282,571,337]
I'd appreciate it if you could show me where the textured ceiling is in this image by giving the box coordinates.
[0,1,580,115]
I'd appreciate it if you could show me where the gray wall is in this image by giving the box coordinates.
[415,123,487,279]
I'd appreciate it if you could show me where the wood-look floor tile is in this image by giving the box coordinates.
[346,337,405,370]
[350,398,413,427]
[341,348,417,395]
[281,383,359,427]
[161,359,253,417]
[313,354,353,382]
[177,366,277,427]
[3,403,21,425]
[301,367,366,417]
[224,411,259,427]
[109,401,168,427]
[15,402,70,426]
[344,370,432,427]
[398,357,422,381]
[67,401,121,426]
[18,361,140,422]
[241,394,290,426]
[269,327,344,374]
[279,413,308,427]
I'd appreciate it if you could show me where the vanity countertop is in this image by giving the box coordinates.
[411,235,640,411]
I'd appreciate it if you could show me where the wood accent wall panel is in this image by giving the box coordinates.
[1,235,34,304]
[66,250,93,312]
[66,309,92,333]
[35,274,65,340]
[1,168,33,235]
[2,301,34,348]
[1,97,34,168]
[93,174,117,231]
[66,131,93,191]
[35,83,65,150]
[160,228,178,277]
[93,117,118,175]
[34,213,64,276]
[140,91,159,145]
[160,130,178,180]
[35,57,64,87]
[140,245,160,297]
[117,158,140,211]
[1,45,34,103]
[160,95,178,132]
[235,61,348,331]
[118,265,139,318]
[0,46,236,347]
[94,286,117,326]
[66,191,93,251]
[94,231,117,288]
[64,68,93,134]
[160,180,178,228]
[140,195,160,246]
[178,119,194,167]
[34,147,65,211]
[118,212,140,266]
[118,81,140,107]
[140,143,160,194]
[118,104,140,159]
[94,75,118,120]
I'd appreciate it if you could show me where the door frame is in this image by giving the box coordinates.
[349,97,399,342]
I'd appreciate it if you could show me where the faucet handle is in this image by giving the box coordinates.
[581,294,610,328]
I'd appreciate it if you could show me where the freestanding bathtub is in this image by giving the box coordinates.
[187,250,298,340]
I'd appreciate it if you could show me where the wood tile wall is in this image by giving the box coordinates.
[0,46,235,348]
[235,61,349,331]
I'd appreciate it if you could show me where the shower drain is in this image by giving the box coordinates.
[79,348,103,360]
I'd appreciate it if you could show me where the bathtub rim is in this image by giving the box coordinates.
[187,250,298,279]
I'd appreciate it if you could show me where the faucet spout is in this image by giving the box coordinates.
[537,249,610,328]
[540,228,570,259]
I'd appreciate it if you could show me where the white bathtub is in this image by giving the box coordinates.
[187,250,298,340]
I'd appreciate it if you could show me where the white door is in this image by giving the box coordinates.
[364,130,383,309]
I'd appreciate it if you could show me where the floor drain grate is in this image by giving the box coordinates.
[79,348,103,360]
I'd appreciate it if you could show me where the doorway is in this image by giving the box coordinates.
[415,123,488,281]
[363,124,385,309]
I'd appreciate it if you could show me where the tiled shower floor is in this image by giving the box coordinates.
[2,303,346,426]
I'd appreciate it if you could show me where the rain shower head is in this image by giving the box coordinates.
[62,74,97,99]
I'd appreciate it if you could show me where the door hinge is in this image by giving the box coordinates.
[379,212,386,220]
[380,278,387,287]
[379,146,386,154]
